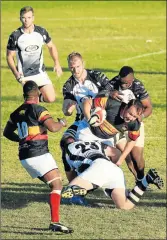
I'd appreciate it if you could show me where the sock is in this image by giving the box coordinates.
[127,176,149,205]
[127,185,145,205]
[49,192,61,223]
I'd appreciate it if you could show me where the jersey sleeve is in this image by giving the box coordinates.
[93,96,108,109]
[42,28,51,44]
[134,81,149,100]
[127,120,141,141]
[7,33,17,51]
[62,82,76,101]
[36,105,52,124]
[94,71,112,91]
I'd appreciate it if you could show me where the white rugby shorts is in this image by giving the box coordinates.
[79,158,126,190]
[22,71,52,87]
[76,119,114,147]
[21,153,58,178]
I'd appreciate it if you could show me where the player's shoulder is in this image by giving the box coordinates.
[127,119,141,131]
[31,103,48,112]
[133,78,144,86]
[9,27,22,38]
[34,25,49,34]
[87,69,102,77]
[63,75,77,89]
[109,75,119,82]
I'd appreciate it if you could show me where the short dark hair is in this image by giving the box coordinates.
[23,81,38,97]
[127,99,144,114]
[119,66,134,78]
[20,6,34,17]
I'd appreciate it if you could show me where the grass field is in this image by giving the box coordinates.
[1,1,166,239]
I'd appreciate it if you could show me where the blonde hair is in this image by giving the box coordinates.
[67,52,83,63]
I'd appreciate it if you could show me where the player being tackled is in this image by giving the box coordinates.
[61,139,164,210]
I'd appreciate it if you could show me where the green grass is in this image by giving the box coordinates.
[1,1,166,239]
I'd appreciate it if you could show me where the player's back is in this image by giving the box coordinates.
[10,102,49,160]
[65,141,109,173]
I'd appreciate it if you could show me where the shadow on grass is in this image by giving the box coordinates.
[1,182,166,210]
[1,65,166,75]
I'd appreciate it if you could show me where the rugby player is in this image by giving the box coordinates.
[61,52,113,182]
[3,81,73,233]
[78,96,144,168]
[6,6,62,103]
[109,66,152,183]
[62,140,163,210]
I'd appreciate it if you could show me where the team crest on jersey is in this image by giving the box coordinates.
[25,45,39,52]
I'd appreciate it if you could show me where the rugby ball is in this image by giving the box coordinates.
[88,107,106,127]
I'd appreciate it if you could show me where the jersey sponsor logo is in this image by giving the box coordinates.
[25,45,39,52]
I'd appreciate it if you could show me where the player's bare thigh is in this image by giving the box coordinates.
[40,84,56,102]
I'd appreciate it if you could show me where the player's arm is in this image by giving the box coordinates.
[62,85,76,116]
[46,40,62,77]
[6,49,22,82]
[3,120,19,142]
[43,117,67,132]
[140,97,152,121]
[82,98,93,121]
[116,139,136,166]
[62,99,76,116]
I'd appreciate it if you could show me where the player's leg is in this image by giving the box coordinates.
[130,123,145,181]
[111,168,164,210]
[41,168,73,233]
[21,153,73,233]
[62,158,123,199]
[39,84,56,102]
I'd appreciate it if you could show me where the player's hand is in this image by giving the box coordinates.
[16,72,25,84]
[53,64,63,77]
[57,118,67,127]
[87,115,102,127]
[110,90,123,101]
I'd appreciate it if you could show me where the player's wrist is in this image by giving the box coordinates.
[57,118,66,127]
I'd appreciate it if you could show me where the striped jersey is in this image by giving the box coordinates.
[7,25,51,77]
[9,101,52,160]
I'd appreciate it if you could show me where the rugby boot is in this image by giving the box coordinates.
[62,185,87,198]
[49,222,73,233]
[146,168,164,189]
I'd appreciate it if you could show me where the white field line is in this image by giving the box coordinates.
[62,36,164,41]
[43,16,166,21]
[119,50,166,61]
[1,16,165,22]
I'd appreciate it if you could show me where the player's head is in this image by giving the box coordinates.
[119,66,134,90]
[123,99,143,122]
[23,81,39,100]
[67,52,85,79]
[20,6,34,28]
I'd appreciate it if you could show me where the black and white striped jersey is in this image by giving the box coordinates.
[7,25,51,77]
[109,76,149,100]
[63,69,112,118]
[65,141,108,173]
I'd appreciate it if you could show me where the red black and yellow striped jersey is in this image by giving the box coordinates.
[9,101,52,160]
[91,96,140,141]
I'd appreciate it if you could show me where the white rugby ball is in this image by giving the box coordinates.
[89,107,106,127]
